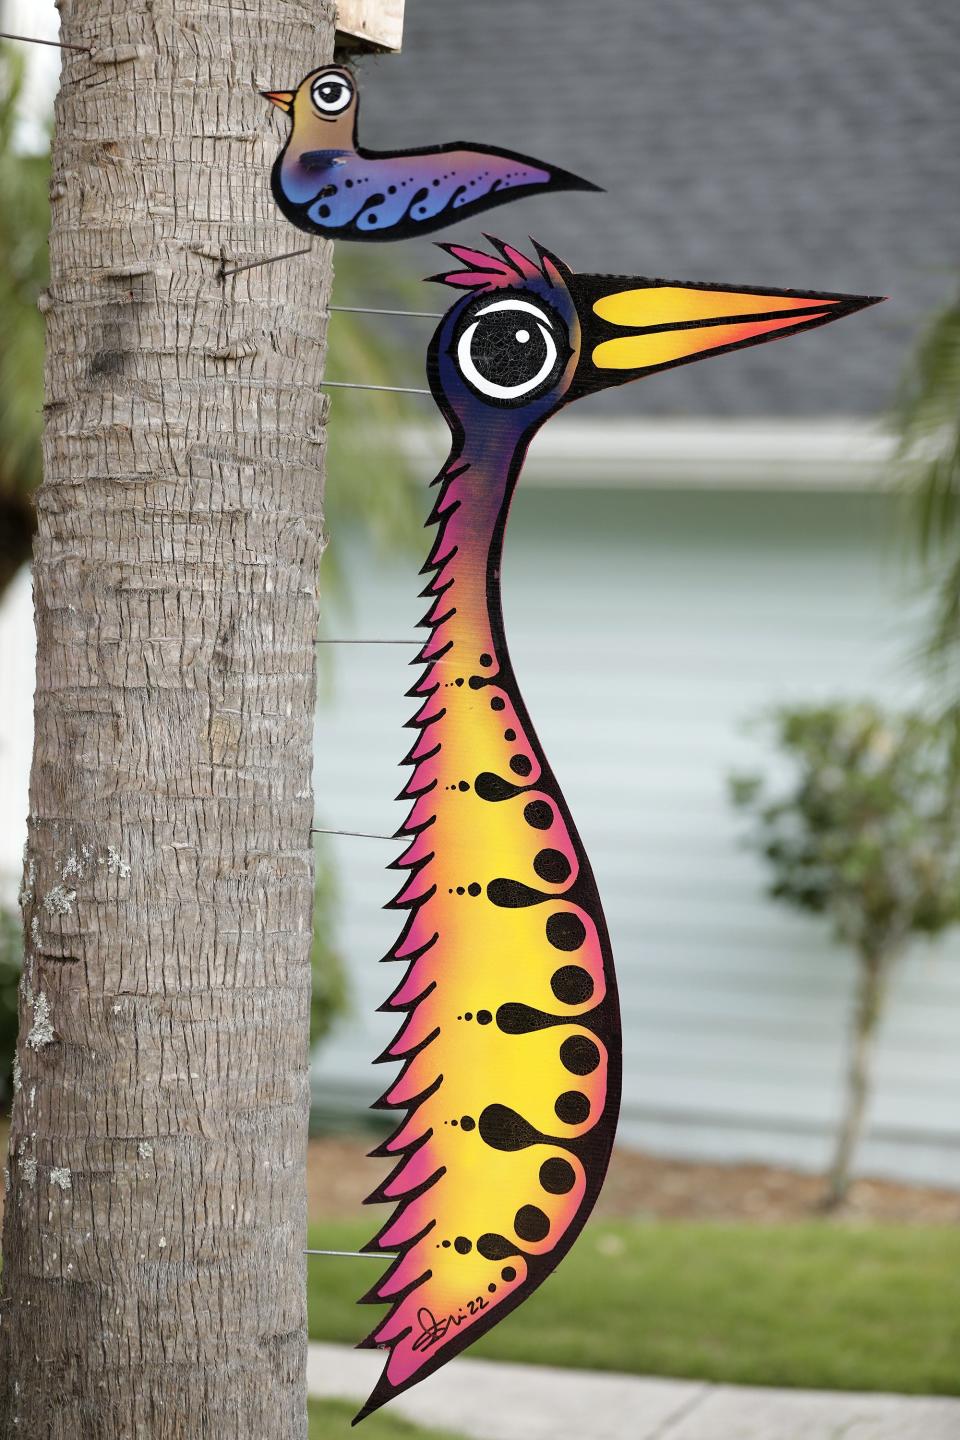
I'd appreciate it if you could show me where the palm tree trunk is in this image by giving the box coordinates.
[823,948,892,1210]
[0,4,334,1435]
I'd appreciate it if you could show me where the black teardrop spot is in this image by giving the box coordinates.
[475,771,522,803]
[477,1232,518,1261]
[514,1205,550,1243]
[491,697,506,712]
[546,912,587,952]
[555,1090,591,1125]
[460,1115,476,1131]
[496,1002,556,1035]
[560,1036,601,1076]
[487,877,547,909]
[510,755,532,777]
[524,800,553,831]
[539,1157,576,1195]
[534,848,571,885]
[478,1103,541,1151]
[468,675,486,690]
[551,965,594,1005]
[454,1236,472,1254]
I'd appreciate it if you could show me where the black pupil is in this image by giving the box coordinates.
[470,312,551,390]
[320,84,342,103]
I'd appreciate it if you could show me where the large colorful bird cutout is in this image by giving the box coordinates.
[356,238,881,1424]
[262,67,599,241]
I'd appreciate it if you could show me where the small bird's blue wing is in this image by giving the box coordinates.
[294,145,598,241]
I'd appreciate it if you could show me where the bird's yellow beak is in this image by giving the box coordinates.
[571,274,883,395]
[261,90,295,114]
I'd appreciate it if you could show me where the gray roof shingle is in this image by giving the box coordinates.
[347,0,958,417]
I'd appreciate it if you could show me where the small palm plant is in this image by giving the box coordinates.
[321,244,425,615]
[731,702,960,1208]
[0,42,49,598]
[897,285,960,682]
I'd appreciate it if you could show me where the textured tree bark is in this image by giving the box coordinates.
[0,3,335,1435]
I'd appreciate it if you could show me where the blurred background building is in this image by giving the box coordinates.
[311,0,960,1186]
[2,0,959,1184]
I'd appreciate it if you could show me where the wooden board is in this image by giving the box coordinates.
[336,0,404,51]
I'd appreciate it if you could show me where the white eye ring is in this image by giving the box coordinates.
[311,73,354,115]
[457,299,560,401]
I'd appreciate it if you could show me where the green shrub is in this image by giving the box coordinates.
[731,701,960,1205]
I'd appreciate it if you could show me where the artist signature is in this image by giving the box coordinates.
[411,1296,489,1353]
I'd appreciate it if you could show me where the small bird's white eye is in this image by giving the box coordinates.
[311,72,354,116]
[456,299,563,403]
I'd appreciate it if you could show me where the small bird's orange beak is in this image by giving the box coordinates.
[261,90,294,114]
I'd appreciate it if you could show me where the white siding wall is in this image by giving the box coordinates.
[312,481,960,1188]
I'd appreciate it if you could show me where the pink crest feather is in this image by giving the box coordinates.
[431,237,566,293]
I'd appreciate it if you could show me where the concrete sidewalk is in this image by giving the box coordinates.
[307,1342,960,1439]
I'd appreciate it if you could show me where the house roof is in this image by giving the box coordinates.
[350,0,958,418]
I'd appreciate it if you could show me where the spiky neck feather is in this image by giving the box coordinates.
[391,432,532,889]
[419,438,523,667]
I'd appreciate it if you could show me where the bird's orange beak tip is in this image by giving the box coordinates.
[261,90,294,114]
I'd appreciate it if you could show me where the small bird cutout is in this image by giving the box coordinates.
[262,67,600,242]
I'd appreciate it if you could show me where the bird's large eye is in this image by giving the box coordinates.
[310,72,354,115]
[455,299,565,404]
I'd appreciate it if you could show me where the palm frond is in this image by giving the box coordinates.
[895,285,960,675]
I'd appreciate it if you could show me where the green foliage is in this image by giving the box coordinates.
[307,1217,960,1396]
[896,286,960,675]
[730,702,960,959]
[0,44,49,596]
[306,257,426,1035]
[308,1398,467,1440]
[319,247,426,624]
[0,907,21,1110]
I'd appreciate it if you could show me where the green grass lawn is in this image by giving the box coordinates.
[308,1398,463,1439]
[308,1218,960,1396]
